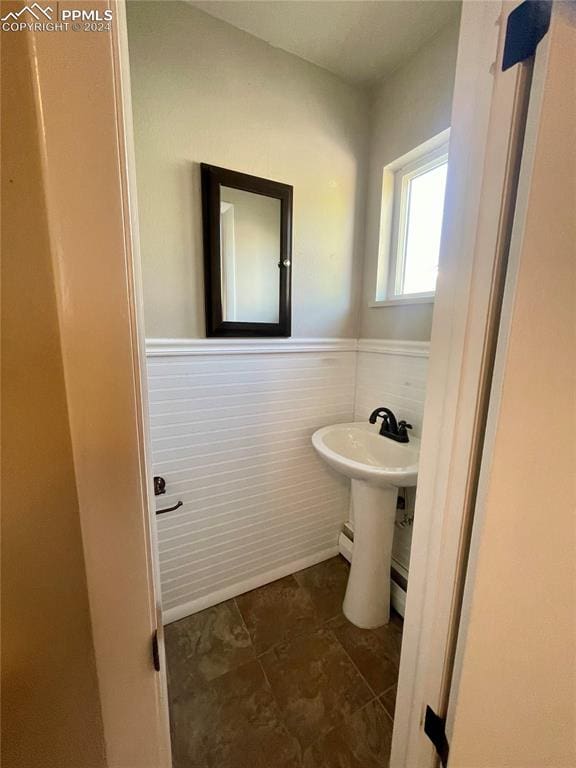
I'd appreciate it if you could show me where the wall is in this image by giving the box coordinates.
[353,340,429,436]
[1,24,106,768]
[450,7,576,766]
[147,340,356,623]
[359,19,460,341]
[128,0,368,624]
[127,0,368,339]
[127,3,456,622]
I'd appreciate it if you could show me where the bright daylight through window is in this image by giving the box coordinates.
[377,138,449,302]
[400,160,447,294]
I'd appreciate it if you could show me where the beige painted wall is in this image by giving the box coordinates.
[450,8,576,766]
[127,1,369,339]
[359,19,460,340]
[1,24,106,768]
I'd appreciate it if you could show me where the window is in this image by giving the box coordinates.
[375,133,449,304]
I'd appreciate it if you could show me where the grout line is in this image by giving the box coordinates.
[301,693,393,765]
[233,596,257,655]
[256,651,305,764]
[327,619,400,723]
[255,617,323,658]
[255,655,277,708]
[379,683,397,724]
[234,574,337,660]
[252,597,347,658]
[379,696,395,725]
[330,627,381,702]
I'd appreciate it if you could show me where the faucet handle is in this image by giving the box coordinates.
[398,420,413,434]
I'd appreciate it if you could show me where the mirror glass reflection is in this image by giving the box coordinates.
[220,186,281,323]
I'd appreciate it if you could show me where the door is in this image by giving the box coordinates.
[391,1,560,765]
[448,4,575,765]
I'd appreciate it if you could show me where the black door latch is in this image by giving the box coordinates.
[152,630,160,672]
[424,705,449,767]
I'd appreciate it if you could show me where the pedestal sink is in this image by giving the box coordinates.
[312,422,419,628]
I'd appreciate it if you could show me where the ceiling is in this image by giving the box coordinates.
[191,1,460,86]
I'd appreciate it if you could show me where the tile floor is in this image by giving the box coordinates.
[165,556,402,768]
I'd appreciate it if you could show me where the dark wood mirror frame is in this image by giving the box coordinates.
[201,163,293,337]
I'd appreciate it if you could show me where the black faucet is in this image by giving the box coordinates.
[369,407,413,443]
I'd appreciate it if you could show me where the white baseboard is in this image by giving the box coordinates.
[162,546,339,625]
[338,531,353,563]
[391,580,406,618]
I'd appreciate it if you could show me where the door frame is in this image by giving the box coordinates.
[111,0,174,752]
[77,0,540,764]
[391,2,538,765]
[28,1,172,764]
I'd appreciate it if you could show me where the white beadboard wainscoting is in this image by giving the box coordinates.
[146,339,357,624]
[354,339,430,434]
[146,337,430,624]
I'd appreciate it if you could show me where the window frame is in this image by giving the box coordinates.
[373,129,450,307]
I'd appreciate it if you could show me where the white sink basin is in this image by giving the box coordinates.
[312,421,419,487]
[312,420,420,628]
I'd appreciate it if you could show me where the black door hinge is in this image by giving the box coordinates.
[424,705,449,767]
[502,0,552,71]
[152,630,161,672]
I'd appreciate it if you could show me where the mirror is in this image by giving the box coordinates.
[201,164,293,337]
[220,187,281,323]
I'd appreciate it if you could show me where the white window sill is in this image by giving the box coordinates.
[369,295,435,308]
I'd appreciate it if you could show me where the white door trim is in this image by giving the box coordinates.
[110,1,173,762]
[391,2,533,766]
[112,1,173,761]
[29,4,172,766]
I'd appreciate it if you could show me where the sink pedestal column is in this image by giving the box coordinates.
[343,480,398,628]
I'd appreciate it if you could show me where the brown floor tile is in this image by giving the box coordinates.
[327,615,399,696]
[302,699,393,768]
[260,627,373,749]
[372,617,403,668]
[379,685,396,721]
[293,556,350,621]
[172,753,209,768]
[165,600,255,698]
[236,575,320,654]
[169,660,301,768]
